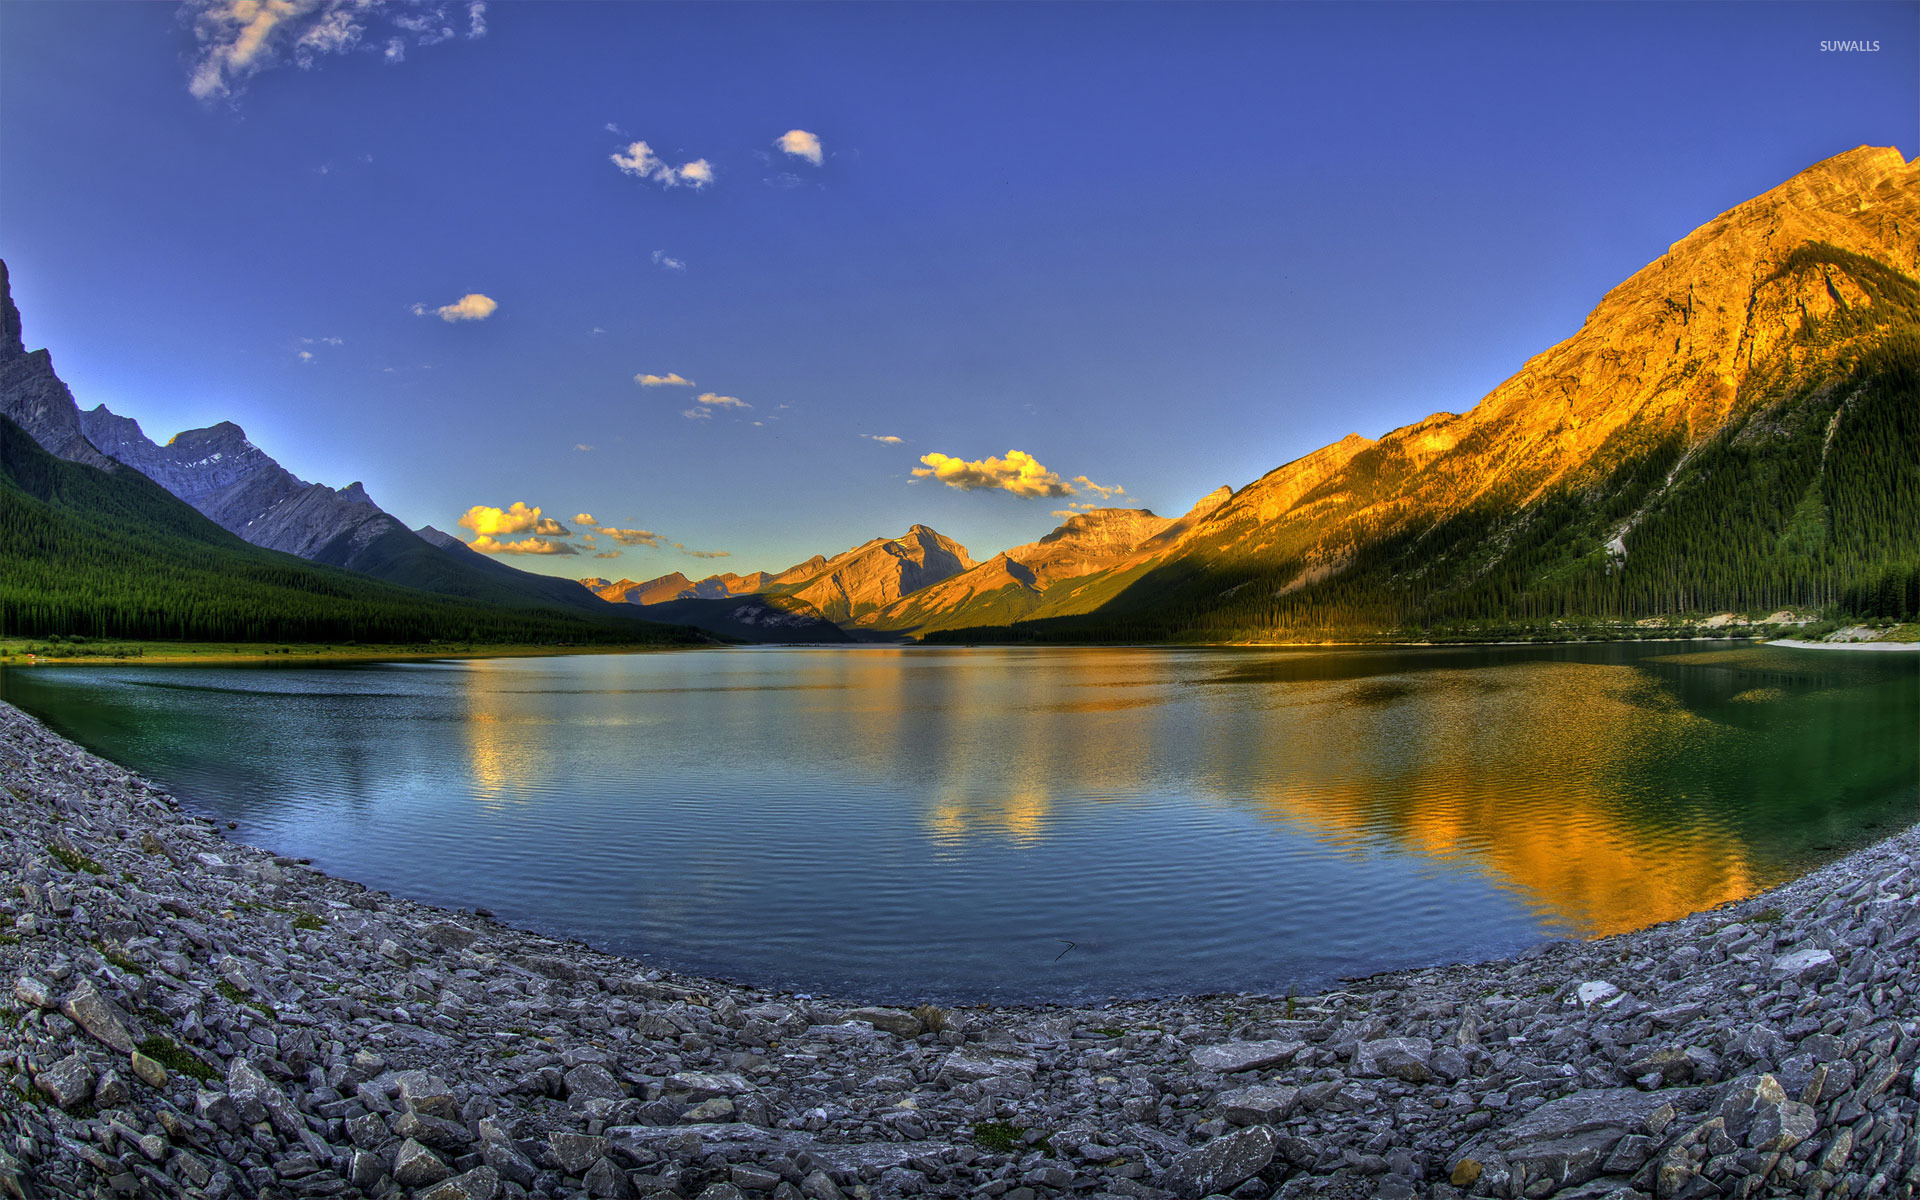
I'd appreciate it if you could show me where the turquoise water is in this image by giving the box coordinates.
[4,642,1915,1003]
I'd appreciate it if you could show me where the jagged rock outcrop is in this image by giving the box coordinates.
[78,407,407,563]
[0,261,120,471]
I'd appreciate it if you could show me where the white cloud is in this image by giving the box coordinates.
[600,527,665,548]
[574,513,596,526]
[469,535,577,556]
[411,293,497,322]
[676,544,730,559]
[184,0,487,101]
[696,392,749,409]
[775,129,824,166]
[862,434,904,444]
[612,140,714,189]
[532,517,571,536]
[682,408,711,420]
[574,443,595,452]
[651,250,687,272]
[1073,476,1127,501]
[301,336,343,346]
[912,450,1076,499]
[458,502,542,536]
[297,350,314,362]
[635,372,692,387]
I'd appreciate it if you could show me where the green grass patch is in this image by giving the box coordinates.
[47,844,105,875]
[93,942,144,976]
[292,913,324,931]
[216,978,278,1021]
[1750,907,1784,926]
[136,1035,217,1083]
[971,1121,1025,1153]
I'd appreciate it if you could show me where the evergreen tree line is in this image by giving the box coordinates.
[0,416,697,646]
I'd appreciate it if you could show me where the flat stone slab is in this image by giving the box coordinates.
[1496,1088,1676,1150]
[1188,1040,1304,1073]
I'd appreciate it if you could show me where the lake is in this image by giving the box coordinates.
[3,642,1914,1004]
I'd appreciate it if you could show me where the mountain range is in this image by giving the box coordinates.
[0,262,694,647]
[4,145,1916,646]
[585,146,1920,641]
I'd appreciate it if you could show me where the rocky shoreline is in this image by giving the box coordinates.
[1,699,1916,1200]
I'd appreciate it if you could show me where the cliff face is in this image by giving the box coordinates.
[0,263,121,472]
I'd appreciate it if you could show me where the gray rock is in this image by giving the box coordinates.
[1770,947,1838,985]
[935,1048,1038,1084]
[1354,1036,1434,1083]
[1160,1126,1276,1197]
[1188,1040,1303,1074]
[844,1007,924,1038]
[13,977,53,1010]
[549,1131,610,1174]
[1217,1084,1300,1125]
[1496,1088,1674,1150]
[419,1165,503,1200]
[582,1157,632,1197]
[564,1061,626,1102]
[61,979,136,1053]
[393,1137,454,1187]
[666,1070,755,1098]
[33,1052,93,1110]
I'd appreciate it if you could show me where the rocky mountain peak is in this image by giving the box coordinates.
[0,259,24,362]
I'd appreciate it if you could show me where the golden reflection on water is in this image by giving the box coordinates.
[894,652,1765,938]
[443,648,1862,938]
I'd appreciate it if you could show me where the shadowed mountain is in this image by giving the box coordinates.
[74,406,615,616]
[919,145,1920,641]
[0,261,691,642]
[0,411,700,645]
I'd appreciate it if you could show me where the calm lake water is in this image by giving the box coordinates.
[4,643,1915,1003]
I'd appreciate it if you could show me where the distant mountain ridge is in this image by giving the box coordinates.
[0,261,654,627]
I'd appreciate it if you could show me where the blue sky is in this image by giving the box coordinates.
[2,1,1914,577]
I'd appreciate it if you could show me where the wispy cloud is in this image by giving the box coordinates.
[635,372,693,387]
[301,336,344,346]
[681,408,711,421]
[696,393,749,409]
[651,250,687,272]
[458,502,543,536]
[912,450,1075,498]
[599,527,665,548]
[592,550,620,559]
[676,544,731,559]
[775,129,824,166]
[470,535,577,556]
[1073,476,1126,501]
[411,293,497,322]
[184,0,487,101]
[862,434,904,444]
[612,140,714,189]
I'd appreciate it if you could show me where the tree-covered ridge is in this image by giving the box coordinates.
[0,416,701,646]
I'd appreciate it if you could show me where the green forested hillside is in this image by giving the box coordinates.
[0,417,700,646]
